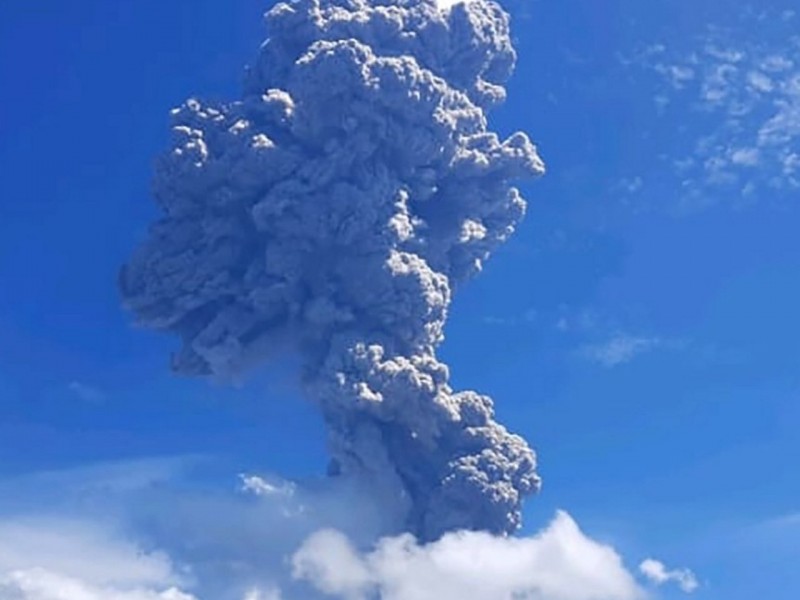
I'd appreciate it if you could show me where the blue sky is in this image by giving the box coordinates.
[0,1,797,599]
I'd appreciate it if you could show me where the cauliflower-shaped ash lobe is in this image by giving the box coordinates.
[120,0,544,541]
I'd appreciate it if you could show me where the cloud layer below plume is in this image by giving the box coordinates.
[0,518,195,600]
[0,462,658,600]
[293,511,644,600]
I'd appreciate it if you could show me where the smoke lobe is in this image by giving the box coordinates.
[121,0,544,541]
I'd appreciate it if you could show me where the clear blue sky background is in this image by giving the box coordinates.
[0,1,797,599]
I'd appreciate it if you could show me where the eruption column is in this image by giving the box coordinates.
[120,0,544,541]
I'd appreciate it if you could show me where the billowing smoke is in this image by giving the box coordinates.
[120,0,544,541]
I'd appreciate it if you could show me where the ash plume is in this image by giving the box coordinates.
[120,0,544,542]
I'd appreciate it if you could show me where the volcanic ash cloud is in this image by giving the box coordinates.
[120,0,544,541]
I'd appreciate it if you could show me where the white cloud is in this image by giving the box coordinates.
[0,461,677,600]
[0,519,196,600]
[293,511,645,600]
[292,531,373,599]
[760,54,794,73]
[580,335,661,368]
[0,460,397,599]
[655,64,696,90]
[242,588,283,600]
[0,569,195,600]
[729,147,760,167]
[746,70,774,94]
[639,558,699,593]
[240,474,297,499]
[0,520,182,589]
[622,13,800,208]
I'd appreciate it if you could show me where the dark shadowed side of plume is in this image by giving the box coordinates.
[120,0,544,542]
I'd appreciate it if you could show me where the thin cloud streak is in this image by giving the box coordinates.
[579,334,662,368]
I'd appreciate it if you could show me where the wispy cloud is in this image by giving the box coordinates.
[67,381,107,404]
[482,307,537,327]
[621,11,800,210]
[773,513,800,527]
[747,511,800,535]
[552,306,700,368]
[639,558,700,593]
[579,334,662,368]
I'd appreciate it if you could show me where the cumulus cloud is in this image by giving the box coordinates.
[0,506,645,600]
[0,459,398,598]
[0,462,661,600]
[293,511,645,600]
[0,461,384,600]
[639,558,699,593]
